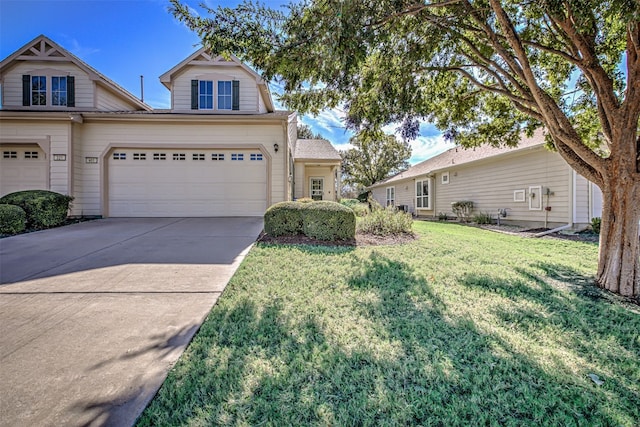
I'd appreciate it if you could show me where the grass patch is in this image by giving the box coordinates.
[138,222,639,426]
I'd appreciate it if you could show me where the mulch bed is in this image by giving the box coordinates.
[257,232,417,247]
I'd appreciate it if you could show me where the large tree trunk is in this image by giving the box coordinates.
[597,173,640,299]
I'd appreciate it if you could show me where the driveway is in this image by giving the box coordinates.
[0,217,263,427]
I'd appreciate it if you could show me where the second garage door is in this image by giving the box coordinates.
[108,148,267,217]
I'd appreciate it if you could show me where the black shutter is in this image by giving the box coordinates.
[232,80,240,110]
[191,80,198,109]
[22,75,30,106]
[67,76,75,107]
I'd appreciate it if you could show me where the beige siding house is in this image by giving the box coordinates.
[293,139,342,201]
[0,35,338,217]
[370,130,603,229]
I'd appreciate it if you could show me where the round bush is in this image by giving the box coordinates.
[264,201,356,241]
[264,201,305,236]
[0,190,73,229]
[0,204,27,234]
[301,201,356,240]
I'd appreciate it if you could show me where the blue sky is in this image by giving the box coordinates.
[0,0,452,163]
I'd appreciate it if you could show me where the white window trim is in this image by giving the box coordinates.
[529,186,542,210]
[217,80,233,110]
[310,177,324,200]
[441,171,450,185]
[386,186,395,207]
[198,80,214,110]
[513,189,525,202]
[415,179,432,210]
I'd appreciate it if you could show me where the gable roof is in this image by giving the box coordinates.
[370,129,546,188]
[0,34,151,111]
[294,139,342,162]
[159,48,275,112]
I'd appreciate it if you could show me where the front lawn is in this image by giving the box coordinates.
[138,221,639,426]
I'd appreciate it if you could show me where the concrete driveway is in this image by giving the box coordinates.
[0,217,263,427]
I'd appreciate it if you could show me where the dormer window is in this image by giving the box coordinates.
[217,81,232,110]
[191,79,240,111]
[22,74,74,107]
[31,76,46,105]
[198,80,213,110]
[52,77,68,106]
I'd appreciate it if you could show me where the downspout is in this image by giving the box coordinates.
[534,224,572,237]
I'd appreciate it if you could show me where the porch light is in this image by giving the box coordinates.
[273,143,279,153]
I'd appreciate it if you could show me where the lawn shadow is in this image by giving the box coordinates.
[139,253,640,426]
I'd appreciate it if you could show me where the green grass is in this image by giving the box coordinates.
[138,221,640,426]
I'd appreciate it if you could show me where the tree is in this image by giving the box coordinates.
[341,129,412,189]
[170,0,640,299]
[297,123,323,139]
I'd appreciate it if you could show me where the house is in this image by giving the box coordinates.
[369,129,603,229]
[0,35,340,217]
[293,139,342,200]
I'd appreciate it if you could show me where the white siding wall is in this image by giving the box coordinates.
[2,61,94,109]
[432,148,572,226]
[371,179,415,210]
[574,172,590,224]
[171,65,263,112]
[0,120,71,195]
[96,86,139,111]
[73,120,286,215]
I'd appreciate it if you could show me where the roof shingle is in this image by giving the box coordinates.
[294,139,342,161]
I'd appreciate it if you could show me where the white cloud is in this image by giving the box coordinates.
[62,37,100,58]
[409,134,454,164]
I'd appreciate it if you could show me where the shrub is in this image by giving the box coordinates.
[339,198,360,208]
[438,212,449,221]
[357,191,370,203]
[473,211,493,225]
[0,204,27,234]
[351,203,370,217]
[301,201,356,240]
[264,201,356,240]
[296,197,314,203]
[591,217,601,234]
[0,190,73,229]
[451,201,474,222]
[357,206,413,236]
[264,202,305,236]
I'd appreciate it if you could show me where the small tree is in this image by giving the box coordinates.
[297,124,324,140]
[341,129,411,189]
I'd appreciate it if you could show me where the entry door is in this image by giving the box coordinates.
[310,177,324,201]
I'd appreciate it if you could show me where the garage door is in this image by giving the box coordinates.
[1,145,48,197]
[108,148,267,217]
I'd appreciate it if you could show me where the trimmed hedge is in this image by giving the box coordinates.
[0,204,27,234]
[0,190,73,229]
[264,201,356,241]
[264,202,305,236]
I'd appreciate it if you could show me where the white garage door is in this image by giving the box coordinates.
[108,148,267,217]
[1,146,48,197]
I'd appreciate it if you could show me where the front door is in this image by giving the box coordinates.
[310,177,324,201]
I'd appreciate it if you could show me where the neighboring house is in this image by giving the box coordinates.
[370,129,603,229]
[0,35,340,217]
[293,139,342,201]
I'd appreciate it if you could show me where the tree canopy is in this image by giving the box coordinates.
[170,0,640,298]
[341,129,412,189]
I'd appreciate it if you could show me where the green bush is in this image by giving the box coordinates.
[301,201,356,240]
[473,211,493,225]
[438,212,449,221]
[357,206,414,236]
[591,217,601,234]
[0,190,73,229]
[296,197,314,203]
[0,204,27,234]
[264,201,356,240]
[452,201,474,222]
[351,203,370,217]
[264,202,305,236]
[339,198,360,208]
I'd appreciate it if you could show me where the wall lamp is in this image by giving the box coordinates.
[273,143,279,153]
